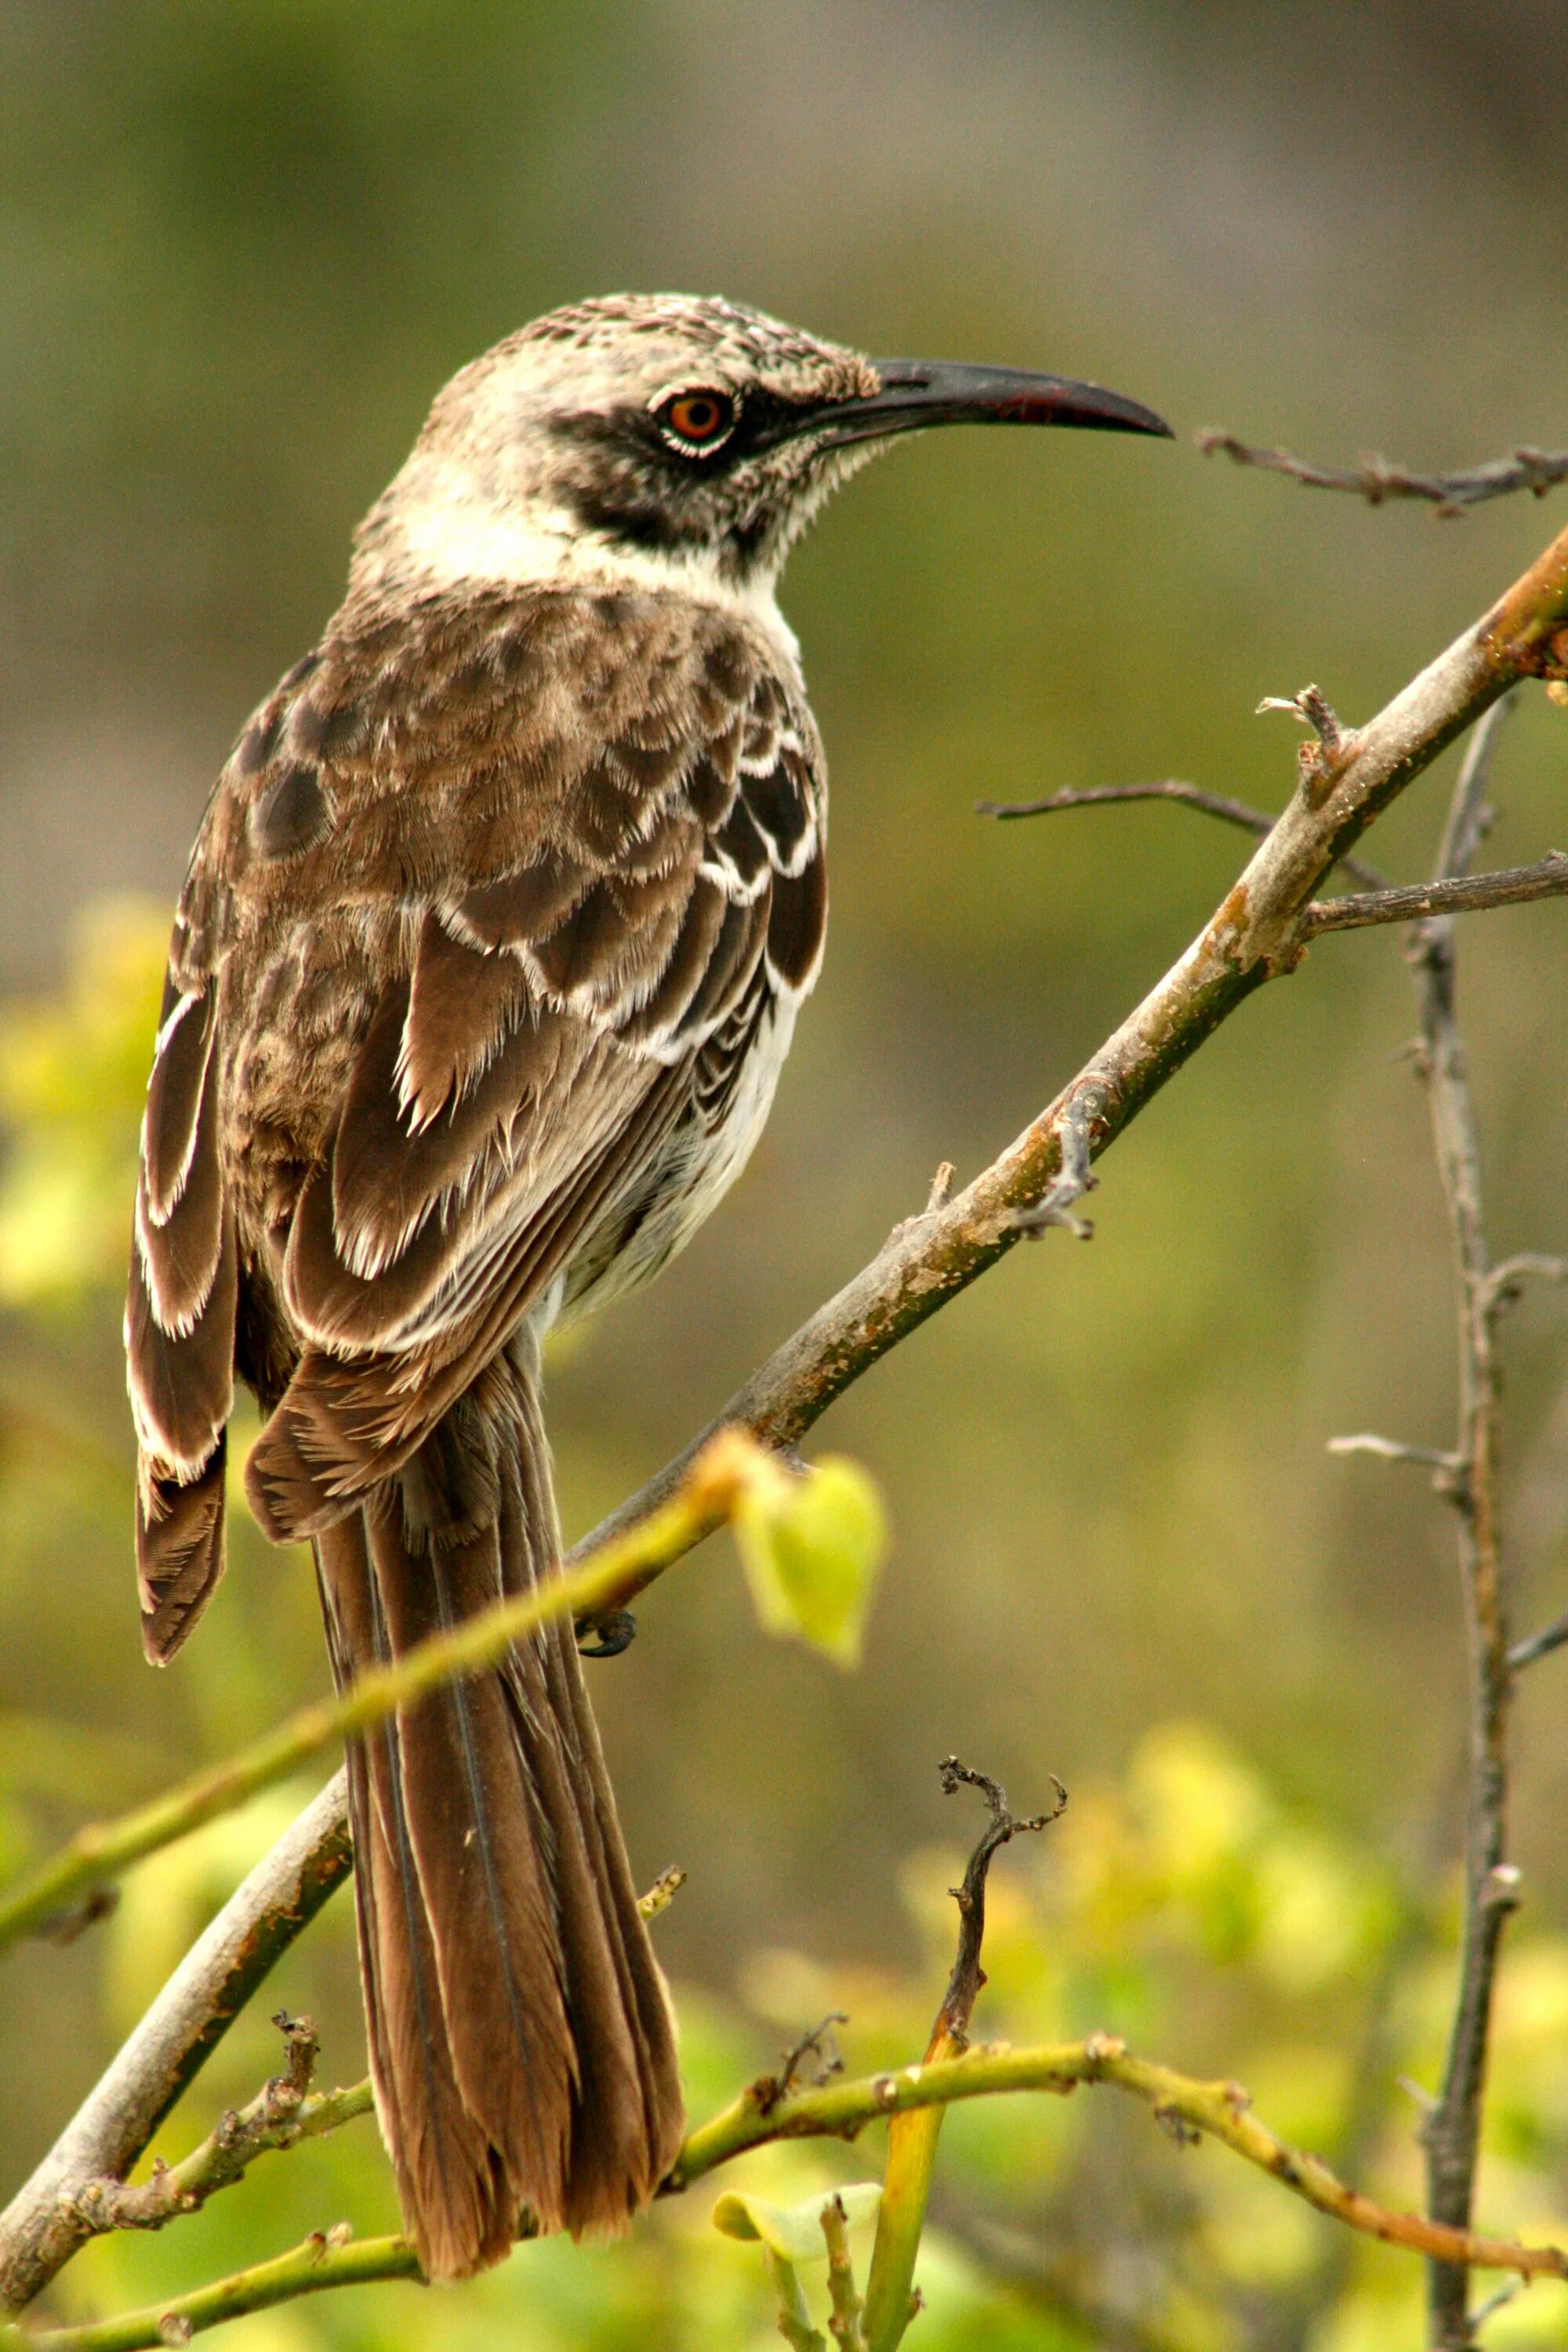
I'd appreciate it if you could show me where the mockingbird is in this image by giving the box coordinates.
[126,294,1168,2278]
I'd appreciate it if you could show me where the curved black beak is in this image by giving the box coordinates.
[808,359,1172,448]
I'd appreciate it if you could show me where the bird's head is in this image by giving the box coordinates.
[351,293,1170,623]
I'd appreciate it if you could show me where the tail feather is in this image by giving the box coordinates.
[318,1513,523,2273]
[313,1332,684,2280]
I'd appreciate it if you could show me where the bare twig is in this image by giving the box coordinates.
[637,1864,687,1922]
[757,2016,849,2117]
[1198,429,1568,518]
[1400,697,1523,2349]
[74,2015,337,2235]
[931,1758,1066,2049]
[1507,1612,1568,1673]
[1327,1433,1462,1479]
[1302,852,1568,936]
[1478,1255,1568,1316]
[1258,682,1362,801]
[977,779,1388,890]
[9,514,1568,2323]
[862,1761,1065,2351]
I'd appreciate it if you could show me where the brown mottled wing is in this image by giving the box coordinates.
[128,861,239,1661]
[214,588,827,1547]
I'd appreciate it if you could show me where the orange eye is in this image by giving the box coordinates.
[656,388,736,452]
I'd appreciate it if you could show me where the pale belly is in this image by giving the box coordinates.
[555,1000,799,1331]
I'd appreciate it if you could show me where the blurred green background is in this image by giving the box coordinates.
[3,3,1568,2345]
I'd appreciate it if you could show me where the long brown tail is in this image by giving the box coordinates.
[313,1334,684,2281]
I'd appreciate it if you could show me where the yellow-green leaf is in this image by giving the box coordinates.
[712,2183,883,2259]
[734,1454,886,1667]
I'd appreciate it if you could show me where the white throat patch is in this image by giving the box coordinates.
[389,485,802,665]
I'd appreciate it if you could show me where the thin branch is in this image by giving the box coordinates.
[1507,1612,1568,1673]
[79,2082,375,2242]
[863,1762,1065,2350]
[822,2197,868,2352]
[930,1758,1066,2046]
[670,2037,1568,2285]
[977,779,1388,891]
[1198,429,1568,518]
[2,2232,423,2350]
[0,1431,764,1959]
[9,511,1568,2322]
[25,2024,1568,2348]
[1403,696,1522,2349]
[1478,1255,1568,1317]
[1302,852,1568,936]
[1327,1433,1462,1475]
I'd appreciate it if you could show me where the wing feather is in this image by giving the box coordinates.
[142,588,829,1563]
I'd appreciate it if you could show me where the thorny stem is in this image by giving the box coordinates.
[1407,695,1525,2348]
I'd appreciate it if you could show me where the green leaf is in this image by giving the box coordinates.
[734,1454,886,1668]
[712,2183,883,2259]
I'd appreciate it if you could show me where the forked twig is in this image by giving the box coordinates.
[932,1758,1066,2047]
[978,779,1388,891]
[1199,428,1568,518]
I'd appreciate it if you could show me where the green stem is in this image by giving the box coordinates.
[673,2035,1568,2285]
[0,1434,763,1955]
[21,2032,1568,2347]
[765,2249,826,2350]
[822,2190,869,2349]
[2,2234,422,2350]
[860,2027,957,2350]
